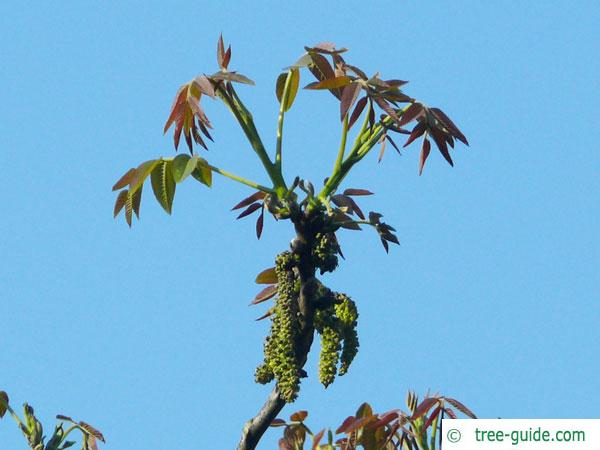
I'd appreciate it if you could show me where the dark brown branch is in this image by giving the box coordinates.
[237,211,318,450]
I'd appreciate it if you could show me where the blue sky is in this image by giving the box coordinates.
[1,1,599,449]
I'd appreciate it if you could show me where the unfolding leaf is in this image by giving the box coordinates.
[348,96,368,129]
[256,209,264,239]
[403,122,427,147]
[419,137,431,176]
[112,168,136,191]
[444,398,476,418]
[217,34,225,68]
[163,85,187,135]
[430,128,454,167]
[256,308,275,321]
[231,191,267,210]
[398,103,423,127]
[305,76,351,90]
[336,416,356,434]
[124,190,133,227]
[343,188,373,196]
[290,411,308,422]
[150,160,176,214]
[0,391,8,418]
[270,418,287,427]
[312,429,325,450]
[443,407,457,419]
[276,69,300,112]
[423,406,442,430]
[192,75,216,98]
[255,267,277,284]
[212,71,255,85]
[113,190,128,218]
[340,82,361,121]
[79,421,105,443]
[236,202,262,219]
[191,157,212,187]
[129,159,160,193]
[430,108,468,145]
[252,285,277,305]
[411,397,439,420]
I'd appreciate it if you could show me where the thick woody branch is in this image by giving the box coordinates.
[237,213,318,450]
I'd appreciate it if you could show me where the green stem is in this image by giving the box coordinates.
[275,70,294,173]
[207,163,275,193]
[333,114,349,174]
[216,84,286,192]
[7,405,25,431]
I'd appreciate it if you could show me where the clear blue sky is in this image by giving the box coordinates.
[1,1,599,449]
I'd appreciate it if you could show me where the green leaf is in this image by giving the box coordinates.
[276,69,300,112]
[191,157,212,187]
[151,160,176,214]
[172,154,197,183]
[0,391,8,418]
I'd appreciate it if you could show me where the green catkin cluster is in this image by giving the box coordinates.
[254,252,301,402]
[314,292,360,386]
[314,307,342,387]
[312,233,339,274]
[334,293,359,375]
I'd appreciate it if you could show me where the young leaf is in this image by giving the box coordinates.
[411,397,439,420]
[172,154,197,183]
[124,190,133,227]
[304,76,351,90]
[78,421,105,443]
[276,69,300,112]
[113,190,129,218]
[0,391,8,418]
[312,429,325,450]
[191,157,212,187]
[132,185,143,219]
[430,108,468,145]
[255,267,277,284]
[252,285,278,305]
[343,188,374,196]
[231,191,267,210]
[423,406,442,430]
[418,137,431,175]
[340,82,361,121]
[348,96,368,129]
[290,411,308,422]
[236,202,262,219]
[256,208,264,239]
[112,168,136,191]
[430,128,454,167]
[150,160,176,214]
[129,160,160,193]
[398,103,423,127]
[444,398,477,418]
[403,122,427,147]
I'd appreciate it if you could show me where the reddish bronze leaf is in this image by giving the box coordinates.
[419,137,431,176]
[231,191,267,210]
[256,208,264,239]
[290,411,308,422]
[411,397,439,420]
[386,135,401,154]
[252,285,277,304]
[340,82,361,121]
[423,406,442,429]
[348,96,368,129]
[444,398,476,418]
[255,308,275,321]
[398,103,423,127]
[79,421,105,443]
[112,168,136,191]
[343,188,373,196]
[444,407,457,419]
[270,419,287,427]
[336,416,356,434]
[236,203,262,219]
[343,415,376,434]
[312,429,325,450]
[430,128,454,167]
[113,190,128,218]
[430,108,468,145]
[403,122,427,147]
[217,34,225,68]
